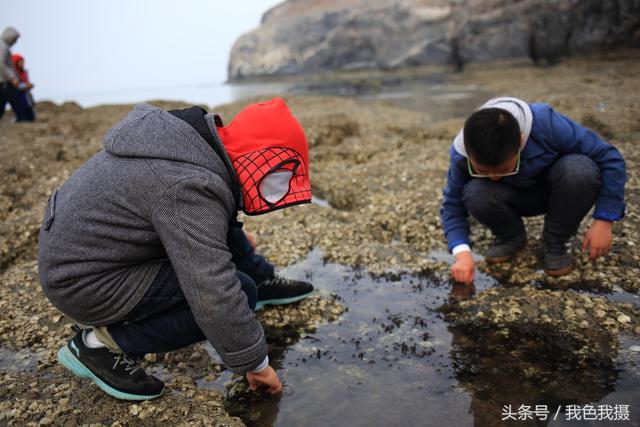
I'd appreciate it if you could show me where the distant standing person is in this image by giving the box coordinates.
[440,97,626,284]
[12,53,36,121]
[0,26,30,122]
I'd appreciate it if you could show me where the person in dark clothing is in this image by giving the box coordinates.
[440,97,626,284]
[38,98,314,400]
[0,26,31,122]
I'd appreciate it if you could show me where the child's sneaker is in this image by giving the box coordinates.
[255,274,314,310]
[57,329,164,400]
[485,232,527,264]
[543,240,573,276]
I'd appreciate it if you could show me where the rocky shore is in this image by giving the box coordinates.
[1,49,639,425]
[229,0,640,79]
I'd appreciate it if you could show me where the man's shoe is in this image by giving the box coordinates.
[57,329,164,401]
[485,233,527,264]
[255,274,314,310]
[543,241,573,277]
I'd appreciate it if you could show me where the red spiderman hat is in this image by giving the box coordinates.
[217,98,312,215]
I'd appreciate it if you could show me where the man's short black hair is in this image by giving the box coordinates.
[463,108,521,167]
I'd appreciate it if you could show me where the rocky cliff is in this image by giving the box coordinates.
[228,0,640,79]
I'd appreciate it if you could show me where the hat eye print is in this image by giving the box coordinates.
[258,159,300,204]
[234,147,310,215]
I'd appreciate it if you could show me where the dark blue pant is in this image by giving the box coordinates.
[17,92,35,121]
[0,83,31,122]
[108,220,274,357]
[462,154,601,243]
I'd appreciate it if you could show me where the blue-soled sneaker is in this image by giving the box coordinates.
[57,329,164,401]
[255,274,314,310]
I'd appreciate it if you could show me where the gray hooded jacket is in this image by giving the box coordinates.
[38,104,267,374]
[1,27,19,83]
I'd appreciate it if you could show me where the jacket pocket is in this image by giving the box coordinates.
[43,188,59,230]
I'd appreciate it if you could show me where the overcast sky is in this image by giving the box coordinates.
[3,0,281,102]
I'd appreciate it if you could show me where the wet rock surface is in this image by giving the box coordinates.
[1,50,640,425]
[447,285,640,366]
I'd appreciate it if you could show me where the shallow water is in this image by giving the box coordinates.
[239,74,493,122]
[196,250,640,426]
[52,69,492,125]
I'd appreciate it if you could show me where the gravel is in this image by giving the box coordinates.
[1,49,639,424]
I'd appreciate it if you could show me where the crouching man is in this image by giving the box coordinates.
[38,98,314,400]
[440,97,626,284]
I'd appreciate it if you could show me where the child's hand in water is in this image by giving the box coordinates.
[451,251,475,285]
[246,365,282,394]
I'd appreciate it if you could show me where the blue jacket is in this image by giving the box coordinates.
[440,102,626,251]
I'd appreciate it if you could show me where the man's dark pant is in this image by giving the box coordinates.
[0,83,30,122]
[108,220,274,357]
[462,154,601,244]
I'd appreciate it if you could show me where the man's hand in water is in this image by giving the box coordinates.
[583,219,613,260]
[246,365,282,394]
[451,251,475,285]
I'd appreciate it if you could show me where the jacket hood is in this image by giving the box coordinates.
[104,104,232,180]
[1,27,19,46]
[217,98,312,215]
[453,97,533,158]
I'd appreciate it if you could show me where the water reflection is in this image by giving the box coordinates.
[450,282,476,302]
[449,326,619,427]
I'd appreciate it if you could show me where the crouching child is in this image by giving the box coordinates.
[440,97,626,284]
[38,98,314,400]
